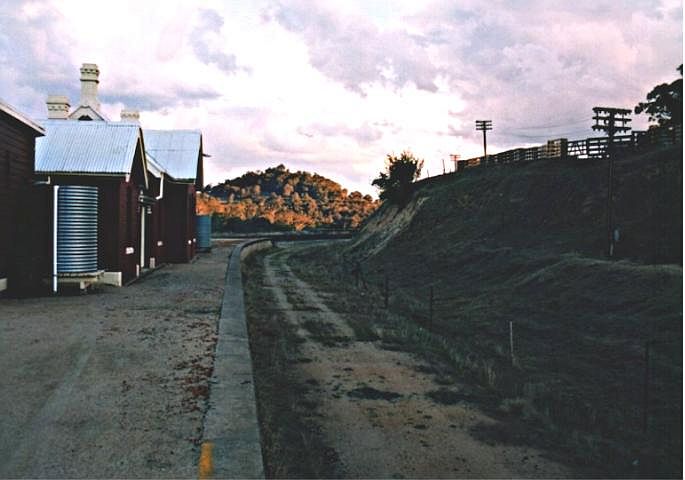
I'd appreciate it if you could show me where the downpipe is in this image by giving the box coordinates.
[52,185,58,293]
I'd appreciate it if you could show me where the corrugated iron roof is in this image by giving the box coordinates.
[145,151,165,178]
[0,99,44,135]
[36,120,141,175]
[143,129,201,181]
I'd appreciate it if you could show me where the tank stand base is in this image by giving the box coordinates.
[57,270,105,293]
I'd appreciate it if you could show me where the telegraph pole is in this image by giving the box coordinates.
[592,107,631,258]
[475,120,492,158]
[449,153,460,172]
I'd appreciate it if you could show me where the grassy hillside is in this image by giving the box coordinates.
[288,146,682,477]
[199,164,378,232]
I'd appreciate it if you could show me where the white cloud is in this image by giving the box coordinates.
[0,0,681,196]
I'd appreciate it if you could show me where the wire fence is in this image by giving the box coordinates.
[340,257,681,469]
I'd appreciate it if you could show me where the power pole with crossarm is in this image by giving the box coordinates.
[475,120,492,158]
[592,107,632,258]
[449,153,460,172]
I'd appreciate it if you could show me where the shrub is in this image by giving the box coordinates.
[372,151,424,205]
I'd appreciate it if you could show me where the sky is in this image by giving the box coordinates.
[0,0,682,195]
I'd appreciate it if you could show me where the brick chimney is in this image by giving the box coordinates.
[120,108,140,124]
[79,63,100,110]
[46,95,70,119]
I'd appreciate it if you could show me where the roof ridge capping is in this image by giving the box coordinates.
[41,119,140,127]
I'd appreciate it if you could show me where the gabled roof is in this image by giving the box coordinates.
[143,129,202,182]
[145,151,165,178]
[0,100,44,135]
[68,105,108,121]
[36,120,144,177]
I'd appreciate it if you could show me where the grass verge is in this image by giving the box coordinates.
[242,251,339,478]
[286,214,681,477]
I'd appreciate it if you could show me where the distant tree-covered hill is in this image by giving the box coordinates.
[198,164,379,232]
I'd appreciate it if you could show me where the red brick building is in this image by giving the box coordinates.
[35,61,206,289]
[0,101,49,295]
[35,121,151,286]
[143,130,204,263]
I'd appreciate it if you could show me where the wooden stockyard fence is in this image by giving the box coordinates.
[419,124,683,186]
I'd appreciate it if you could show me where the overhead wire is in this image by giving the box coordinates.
[451,118,596,141]
[506,118,593,131]
[450,123,595,142]
[508,128,593,140]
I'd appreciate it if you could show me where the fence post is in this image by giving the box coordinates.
[383,274,389,309]
[428,286,434,327]
[509,321,515,366]
[643,340,651,434]
[607,152,615,258]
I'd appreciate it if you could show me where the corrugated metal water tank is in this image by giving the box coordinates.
[57,185,98,273]
[196,214,211,251]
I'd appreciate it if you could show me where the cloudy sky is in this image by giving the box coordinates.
[0,0,681,195]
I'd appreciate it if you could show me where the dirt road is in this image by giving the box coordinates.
[0,243,237,478]
[249,243,572,478]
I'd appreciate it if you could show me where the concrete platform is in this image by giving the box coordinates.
[200,239,272,479]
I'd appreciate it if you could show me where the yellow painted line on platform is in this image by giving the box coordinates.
[198,441,214,479]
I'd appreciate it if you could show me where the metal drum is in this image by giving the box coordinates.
[196,214,211,251]
[57,185,98,273]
